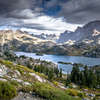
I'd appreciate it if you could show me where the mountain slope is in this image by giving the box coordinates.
[58,20,100,45]
[0,59,80,100]
[0,30,55,45]
[56,20,100,57]
[0,30,59,53]
[0,30,69,55]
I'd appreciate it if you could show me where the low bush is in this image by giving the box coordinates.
[20,85,33,93]
[66,89,78,96]
[77,92,84,98]
[69,89,78,96]
[53,81,58,86]
[9,80,19,87]
[66,89,85,98]
[0,81,17,100]
[32,82,80,100]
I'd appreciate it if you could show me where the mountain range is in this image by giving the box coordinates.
[0,30,67,55]
[58,20,100,45]
[1,20,100,57]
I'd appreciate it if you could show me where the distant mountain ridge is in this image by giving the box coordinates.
[31,33,58,42]
[58,20,100,45]
[0,30,67,55]
[0,30,51,45]
[1,20,100,57]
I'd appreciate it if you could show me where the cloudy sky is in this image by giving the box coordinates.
[0,0,100,34]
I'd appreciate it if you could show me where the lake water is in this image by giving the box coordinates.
[15,52,100,74]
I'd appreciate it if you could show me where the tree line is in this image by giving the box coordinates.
[33,64,62,81]
[66,64,100,88]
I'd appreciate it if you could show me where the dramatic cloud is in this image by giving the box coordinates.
[59,0,100,24]
[0,0,100,34]
[0,15,79,34]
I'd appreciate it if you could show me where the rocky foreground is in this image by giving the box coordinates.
[0,58,81,100]
[12,92,45,100]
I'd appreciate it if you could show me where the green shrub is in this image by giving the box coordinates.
[66,89,84,98]
[2,60,13,68]
[32,82,80,100]
[68,84,73,89]
[78,92,84,98]
[20,85,33,93]
[0,81,17,100]
[53,81,58,86]
[69,90,78,96]
[10,80,19,87]
[66,89,78,96]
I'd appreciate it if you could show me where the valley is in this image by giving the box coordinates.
[0,20,100,100]
[0,1,100,100]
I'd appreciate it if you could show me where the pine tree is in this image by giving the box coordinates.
[59,68,62,77]
[96,70,100,87]
[71,66,80,84]
[80,72,86,86]
[84,66,89,86]
[54,67,59,77]
[48,69,54,81]
[34,65,38,72]
[66,75,71,86]
[88,70,97,88]
[45,67,49,75]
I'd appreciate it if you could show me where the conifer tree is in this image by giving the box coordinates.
[48,69,54,81]
[71,66,80,84]
[59,68,62,77]
[66,75,71,86]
